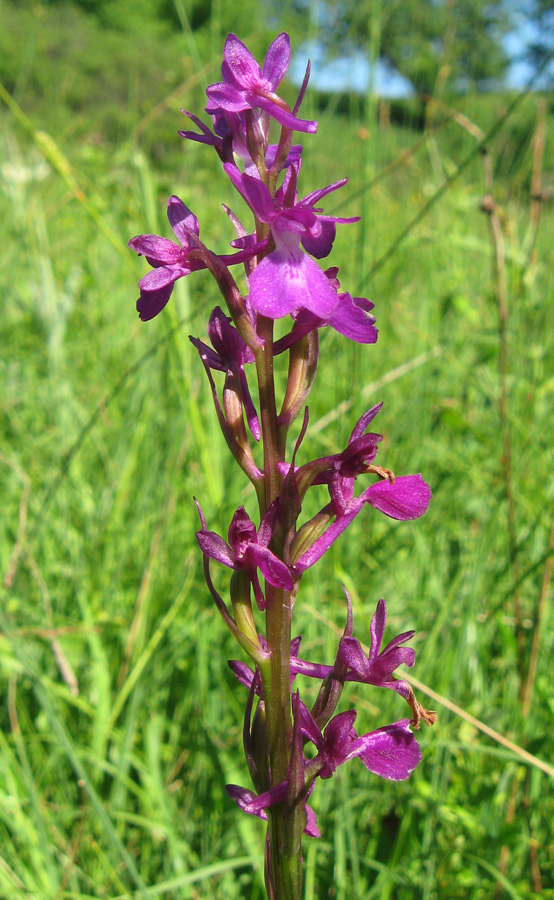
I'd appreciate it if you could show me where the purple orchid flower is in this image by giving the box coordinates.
[292,405,432,572]
[129,195,260,322]
[190,306,260,441]
[129,196,206,321]
[340,596,438,728]
[225,782,320,838]
[196,505,293,610]
[340,597,415,695]
[206,33,317,134]
[297,698,422,782]
[225,163,360,320]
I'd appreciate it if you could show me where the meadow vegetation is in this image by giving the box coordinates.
[1,2,554,898]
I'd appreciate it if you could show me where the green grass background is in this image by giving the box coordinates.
[1,2,554,898]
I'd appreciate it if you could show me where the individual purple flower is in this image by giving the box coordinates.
[206,33,317,134]
[196,505,293,610]
[340,597,414,692]
[129,196,206,321]
[340,597,438,727]
[129,195,260,322]
[297,699,422,782]
[225,783,320,838]
[225,163,360,320]
[190,306,260,441]
[292,405,432,572]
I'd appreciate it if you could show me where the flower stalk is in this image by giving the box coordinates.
[130,31,436,899]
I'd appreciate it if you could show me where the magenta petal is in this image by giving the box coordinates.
[206,84,247,112]
[225,165,274,222]
[297,700,325,752]
[338,637,370,675]
[349,403,383,442]
[136,283,174,321]
[249,250,338,319]
[263,32,290,88]
[383,629,416,651]
[225,786,268,822]
[129,235,182,265]
[254,94,317,133]
[330,295,378,344]
[301,219,336,259]
[364,474,432,521]
[167,195,199,246]
[290,657,333,679]
[138,265,184,292]
[304,804,321,838]
[223,34,261,89]
[376,646,416,673]
[369,599,387,664]
[196,530,236,568]
[228,659,255,689]
[348,720,422,781]
[248,545,294,591]
[324,710,358,758]
[291,635,302,656]
[302,179,349,205]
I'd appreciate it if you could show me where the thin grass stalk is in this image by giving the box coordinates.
[479,184,524,686]
[525,98,547,268]
[522,517,554,717]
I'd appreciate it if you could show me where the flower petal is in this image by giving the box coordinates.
[228,659,255,689]
[369,598,387,665]
[136,282,174,321]
[167,195,200,246]
[249,249,338,319]
[196,530,236,568]
[330,294,378,344]
[262,32,290,88]
[324,710,358,761]
[254,94,318,133]
[247,545,294,591]
[224,165,274,222]
[304,804,321,838]
[364,474,432,521]
[301,219,336,259]
[206,83,248,113]
[348,719,422,781]
[222,34,262,89]
[338,636,371,676]
[129,234,183,266]
[138,265,185,292]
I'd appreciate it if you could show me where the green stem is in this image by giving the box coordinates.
[253,317,302,899]
[254,315,281,511]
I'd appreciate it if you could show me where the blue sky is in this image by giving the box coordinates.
[289,22,553,96]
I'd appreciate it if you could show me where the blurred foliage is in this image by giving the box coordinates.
[290,0,512,93]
